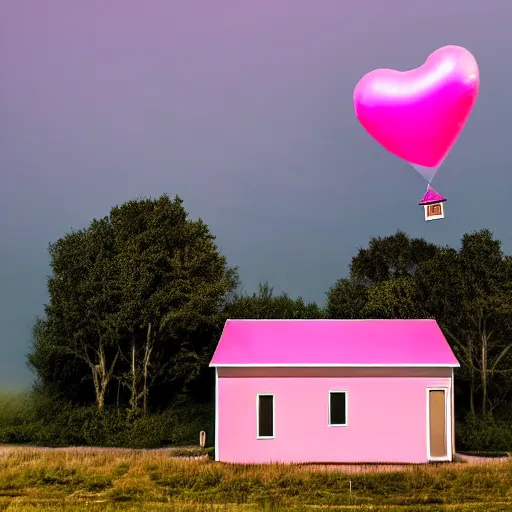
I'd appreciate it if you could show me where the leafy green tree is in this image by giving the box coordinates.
[29,218,120,413]
[109,195,237,415]
[28,195,238,415]
[349,230,439,285]
[417,230,512,417]
[27,318,89,404]
[325,279,368,319]
[362,277,426,319]
[326,231,438,319]
[226,282,323,319]
[326,229,512,419]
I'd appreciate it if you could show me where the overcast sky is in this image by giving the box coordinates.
[1,0,511,389]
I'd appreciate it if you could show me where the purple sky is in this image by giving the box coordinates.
[1,0,512,388]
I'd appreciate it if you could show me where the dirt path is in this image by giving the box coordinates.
[455,453,510,464]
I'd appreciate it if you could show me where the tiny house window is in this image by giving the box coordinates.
[257,394,274,438]
[428,204,442,217]
[329,391,348,426]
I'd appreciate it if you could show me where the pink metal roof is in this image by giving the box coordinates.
[419,186,446,205]
[209,319,459,367]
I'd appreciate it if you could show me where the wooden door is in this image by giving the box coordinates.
[428,389,447,458]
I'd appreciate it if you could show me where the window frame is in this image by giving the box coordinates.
[328,390,348,427]
[256,393,275,439]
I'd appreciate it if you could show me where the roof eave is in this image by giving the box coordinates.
[419,198,447,206]
[210,363,460,368]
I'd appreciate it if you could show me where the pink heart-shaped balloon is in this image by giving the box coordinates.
[353,45,480,168]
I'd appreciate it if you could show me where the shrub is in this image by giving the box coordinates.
[456,415,512,452]
[0,388,214,449]
[0,390,39,444]
[0,423,39,444]
[120,412,174,449]
[0,391,36,426]
[164,401,214,446]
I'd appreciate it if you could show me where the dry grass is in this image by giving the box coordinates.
[0,446,511,511]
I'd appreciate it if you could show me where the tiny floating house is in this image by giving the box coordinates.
[419,186,447,221]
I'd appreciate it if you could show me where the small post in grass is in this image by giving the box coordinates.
[200,430,206,448]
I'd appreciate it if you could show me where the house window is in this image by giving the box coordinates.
[329,391,348,426]
[257,394,274,438]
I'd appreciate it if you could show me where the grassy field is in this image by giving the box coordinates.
[0,446,511,511]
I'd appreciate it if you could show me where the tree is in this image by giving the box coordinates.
[326,231,438,319]
[362,277,426,319]
[27,194,238,414]
[349,230,439,285]
[326,229,512,419]
[27,317,90,404]
[226,282,323,319]
[109,195,238,415]
[415,230,512,417]
[28,218,121,413]
[325,279,368,319]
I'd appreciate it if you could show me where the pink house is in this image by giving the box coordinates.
[209,319,459,464]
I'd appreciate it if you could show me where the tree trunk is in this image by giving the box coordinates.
[97,388,105,412]
[89,343,119,415]
[126,324,155,417]
[130,339,139,413]
[142,322,153,416]
[481,331,488,417]
[468,339,475,416]
[91,365,103,413]
[469,380,475,416]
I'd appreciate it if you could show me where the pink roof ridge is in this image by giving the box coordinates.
[209,319,459,367]
[419,186,446,205]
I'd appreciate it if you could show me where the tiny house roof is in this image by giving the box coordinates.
[419,187,446,205]
[209,319,459,368]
